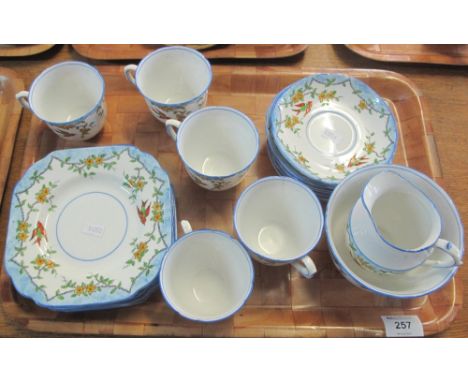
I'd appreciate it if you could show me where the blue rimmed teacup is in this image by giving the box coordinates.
[234,176,324,278]
[159,220,254,323]
[16,61,106,141]
[165,106,259,191]
[124,46,212,122]
[347,170,462,274]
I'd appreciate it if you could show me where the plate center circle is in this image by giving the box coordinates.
[306,110,358,157]
[56,192,128,261]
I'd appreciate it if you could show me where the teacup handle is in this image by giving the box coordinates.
[291,256,317,279]
[165,119,181,141]
[124,64,138,86]
[180,220,192,235]
[16,90,31,109]
[425,239,463,268]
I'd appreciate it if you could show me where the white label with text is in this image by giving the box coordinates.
[381,315,424,337]
[82,223,105,238]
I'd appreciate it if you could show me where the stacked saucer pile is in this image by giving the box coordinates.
[4,146,176,312]
[266,73,399,200]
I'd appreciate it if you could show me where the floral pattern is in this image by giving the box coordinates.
[346,224,389,275]
[49,102,106,141]
[187,167,248,191]
[5,146,174,308]
[272,74,398,183]
[147,92,207,122]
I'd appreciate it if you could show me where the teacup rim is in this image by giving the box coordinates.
[135,46,212,107]
[234,175,324,264]
[326,164,464,298]
[176,106,260,180]
[28,60,105,126]
[159,228,255,323]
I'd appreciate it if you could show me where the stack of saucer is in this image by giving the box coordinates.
[4,146,177,312]
[266,73,398,200]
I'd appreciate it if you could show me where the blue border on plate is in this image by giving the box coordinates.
[4,145,175,311]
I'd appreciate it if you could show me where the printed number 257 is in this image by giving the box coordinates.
[395,321,411,330]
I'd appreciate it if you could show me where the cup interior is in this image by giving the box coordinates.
[178,108,259,177]
[137,47,211,104]
[30,62,103,124]
[364,171,441,251]
[235,177,323,262]
[160,230,253,322]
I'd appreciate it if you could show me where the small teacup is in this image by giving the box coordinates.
[165,106,259,191]
[159,220,254,323]
[348,170,462,273]
[16,61,106,141]
[234,176,324,278]
[124,46,212,122]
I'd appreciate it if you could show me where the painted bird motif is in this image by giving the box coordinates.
[30,221,47,246]
[293,101,313,116]
[137,200,150,225]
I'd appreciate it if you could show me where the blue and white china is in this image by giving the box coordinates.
[16,61,106,141]
[165,106,259,191]
[326,164,464,298]
[160,220,254,322]
[4,146,176,311]
[124,46,212,122]
[347,170,462,273]
[234,176,323,279]
[265,73,398,200]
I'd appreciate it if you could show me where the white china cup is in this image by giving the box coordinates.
[326,164,464,298]
[124,46,212,122]
[165,106,259,191]
[159,220,254,323]
[16,61,106,141]
[348,170,462,273]
[234,176,324,278]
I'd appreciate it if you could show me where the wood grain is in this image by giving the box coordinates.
[0,45,467,337]
[72,44,308,60]
[0,64,461,337]
[0,45,55,58]
[0,68,23,208]
[346,44,468,66]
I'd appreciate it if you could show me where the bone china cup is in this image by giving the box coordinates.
[347,170,462,273]
[124,46,212,122]
[16,61,106,141]
[234,176,324,278]
[159,221,254,322]
[165,106,260,191]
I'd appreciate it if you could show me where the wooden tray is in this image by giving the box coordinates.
[346,44,468,66]
[0,66,461,337]
[0,68,23,207]
[0,45,55,57]
[72,44,308,60]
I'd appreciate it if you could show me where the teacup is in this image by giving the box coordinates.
[165,106,259,191]
[124,46,212,122]
[16,61,106,141]
[348,170,462,273]
[159,220,254,323]
[234,176,324,278]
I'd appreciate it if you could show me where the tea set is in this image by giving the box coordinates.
[4,46,464,322]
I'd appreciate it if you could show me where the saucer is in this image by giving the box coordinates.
[325,164,464,298]
[4,145,175,311]
[269,74,398,185]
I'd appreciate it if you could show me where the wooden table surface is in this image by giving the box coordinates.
[0,44,466,337]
